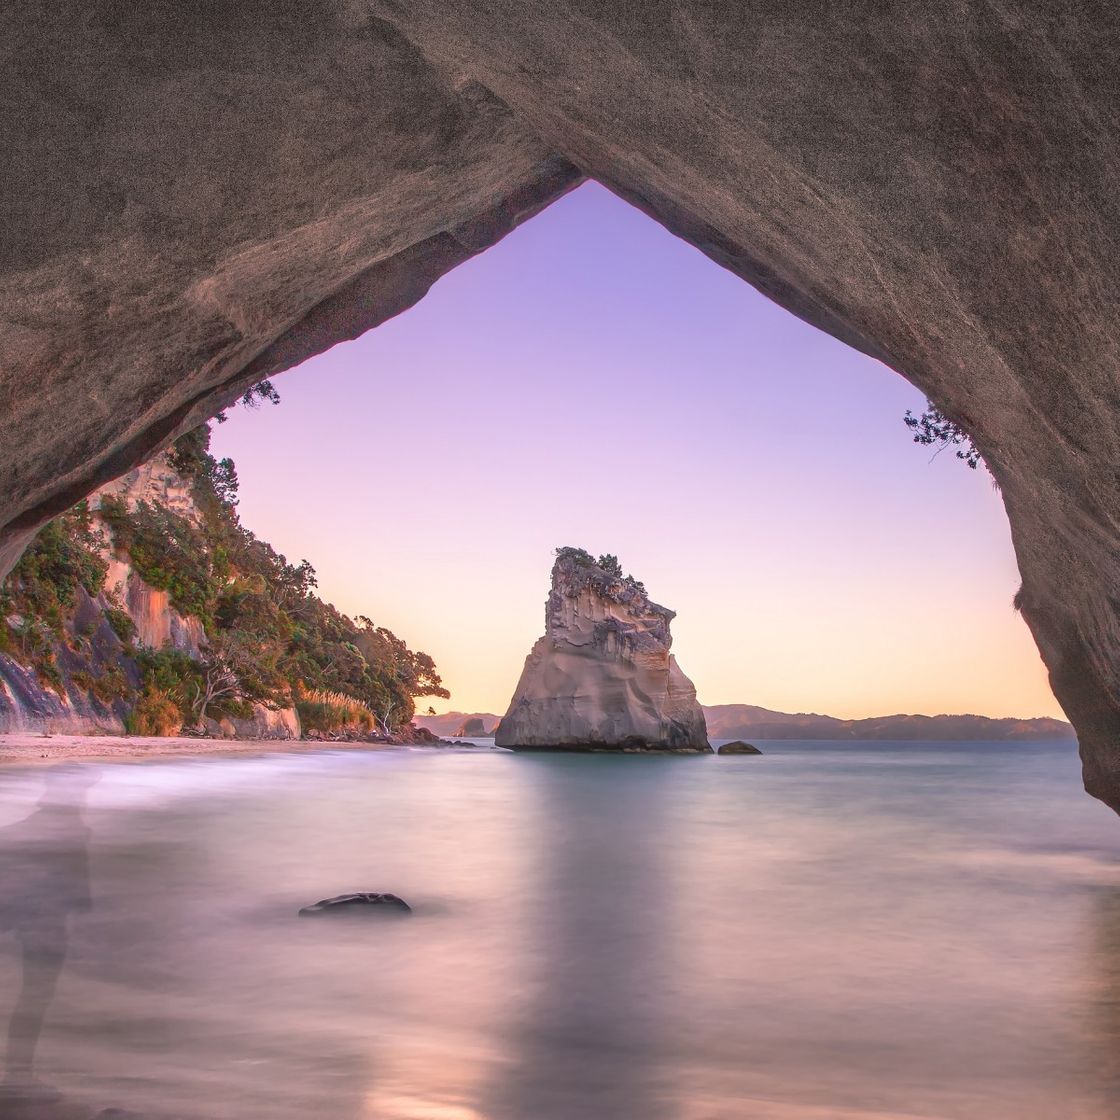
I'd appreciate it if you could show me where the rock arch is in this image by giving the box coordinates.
[3,3,1119,809]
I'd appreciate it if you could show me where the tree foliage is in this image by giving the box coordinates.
[2,415,448,735]
[3,503,107,629]
[553,546,647,595]
[211,380,282,426]
[0,502,109,683]
[903,402,983,470]
[109,423,449,730]
[99,497,219,626]
[596,553,623,577]
[126,687,183,736]
[555,546,594,567]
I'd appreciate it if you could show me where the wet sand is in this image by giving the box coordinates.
[0,732,409,766]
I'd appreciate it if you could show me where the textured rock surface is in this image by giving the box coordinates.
[717,741,763,756]
[98,458,207,656]
[455,717,489,737]
[0,598,136,735]
[1,452,300,737]
[299,892,412,917]
[3,4,1120,807]
[206,707,302,742]
[497,553,710,752]
[0,5,580,567]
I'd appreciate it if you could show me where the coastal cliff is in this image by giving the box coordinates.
[0,453,297,737]
[496,549,710,752]
[1,425,446,740]
[99,457,208,656]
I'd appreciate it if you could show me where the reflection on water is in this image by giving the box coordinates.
[0,742,1117,1118]
[483,758,676,1120]
[0,767,96,1110]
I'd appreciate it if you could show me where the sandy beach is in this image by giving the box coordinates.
[0,731,409,766]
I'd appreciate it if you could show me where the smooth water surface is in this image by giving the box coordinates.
[1,741,1118,1119]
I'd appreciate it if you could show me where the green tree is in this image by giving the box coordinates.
[7,411,449,738]
[597,554,623,577]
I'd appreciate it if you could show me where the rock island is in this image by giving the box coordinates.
[496,548,711,753]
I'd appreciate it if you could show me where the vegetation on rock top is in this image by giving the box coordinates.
[554,546,647,595]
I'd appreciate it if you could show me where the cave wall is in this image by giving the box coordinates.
[0,1,581,559]
[3,2,1120,808]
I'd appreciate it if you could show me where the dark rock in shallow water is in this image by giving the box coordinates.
[717,741,763,755]
[299,893,412,917]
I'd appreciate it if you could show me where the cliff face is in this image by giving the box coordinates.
[496,552,710,752]
[97,457,207,657]
[0,454,297,739]
[0,586,139,735]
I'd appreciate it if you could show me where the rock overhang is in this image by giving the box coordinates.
[1,1,1119,807]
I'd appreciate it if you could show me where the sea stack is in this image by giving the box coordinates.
[496,548,711,753]
[455,717,488,737]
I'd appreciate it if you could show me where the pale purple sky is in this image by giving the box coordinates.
[211,182,1059,720]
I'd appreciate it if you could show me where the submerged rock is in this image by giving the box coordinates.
[298,893,411,917]
[496,549,711,753]
[717,741,763,755]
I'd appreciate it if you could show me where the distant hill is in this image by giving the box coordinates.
[699,704,1074,741]
[417,705,1074,741]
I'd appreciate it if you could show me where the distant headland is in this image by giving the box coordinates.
[419,704,1074,743]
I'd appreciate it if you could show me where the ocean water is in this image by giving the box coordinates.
[0,740,1118,1119]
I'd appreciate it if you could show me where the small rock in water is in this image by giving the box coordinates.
[717,741,763,755]
[299,892,412,917]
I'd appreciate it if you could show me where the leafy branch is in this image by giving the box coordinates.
[903,401,983,470]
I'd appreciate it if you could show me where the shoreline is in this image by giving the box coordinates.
[0,731,426,767]
[0,732,1075,769]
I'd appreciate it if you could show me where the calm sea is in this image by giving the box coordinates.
[0,740,1118,1119]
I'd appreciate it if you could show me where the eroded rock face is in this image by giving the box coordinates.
[0,595,137,735]
[3,4,1120,808]
[496,552,710,752]
[455,717,489,737]
[0,5,580,564]
[0,452,300,738]
[97,457,207,656]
